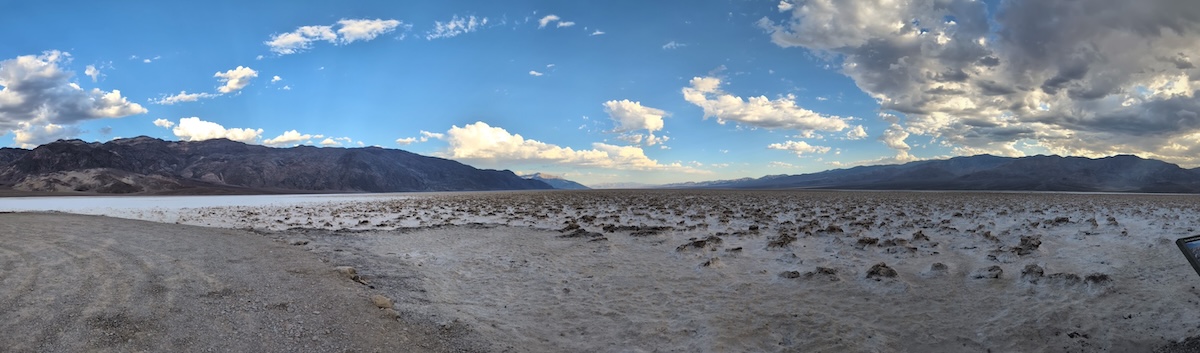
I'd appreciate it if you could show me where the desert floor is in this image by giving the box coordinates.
[5,190,1200,352]
[0,213,486,353]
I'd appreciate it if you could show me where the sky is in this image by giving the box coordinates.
[2,0,1200,186]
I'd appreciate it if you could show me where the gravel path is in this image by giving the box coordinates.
[0,212,482,353]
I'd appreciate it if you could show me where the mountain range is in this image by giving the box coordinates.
[521,173,590,190]
[5,137,1200,195]
[0,137,551,194]
[674,154,1200,193]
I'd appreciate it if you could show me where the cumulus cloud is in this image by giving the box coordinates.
[13,122,79,148]
[682,76,851,133]
[603,99,671,146]
[152,91,219,105]
[760,0,1200,166]
[777,0,794,12]
[662,41,687,50]
[271,75,282,83]
[0,51,147,139]
[442,121,702,172]
[557,21,575,28]
[529,70,544,76]
[590,30,605,36]
[163,117,262,143]
[395,137,417,145]
[152,118,175,128]
[84,65,100,82]
[426,15,488,40]
[266,19,404,55]
[604,100,667,133]
[846,125,868,140]
[767,140,832,157]
[538,15,561,29]
[263,130,313,147]
[214,66,258,94]
[320,138,341,147]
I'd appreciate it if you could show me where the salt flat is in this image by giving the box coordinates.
[6,190,1200,352]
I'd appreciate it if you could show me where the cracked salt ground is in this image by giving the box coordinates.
[7,190,1200,352]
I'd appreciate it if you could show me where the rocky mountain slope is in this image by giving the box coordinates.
[692,154,1200,193]
[0,137,551,194]
[521,173,590,190]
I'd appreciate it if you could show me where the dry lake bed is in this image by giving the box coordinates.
[4,190,1200,352]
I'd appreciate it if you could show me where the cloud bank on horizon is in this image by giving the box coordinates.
[1,0,1199,185]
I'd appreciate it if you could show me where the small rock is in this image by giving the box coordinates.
[335,266,357,277]
[779,271,801,279]
[1047,273,1082,285]
[1021,264,1045,282]
[866,262,898,280]
[288,238,310,246]
[335,266,368,285]
[1014,235,1042,256]
[1084,273,1112,285]
[370,295,394,309]
[973,265,1003,279]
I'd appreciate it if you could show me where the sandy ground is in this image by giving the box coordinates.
[8,190,1200,352]
[0,213,484,353]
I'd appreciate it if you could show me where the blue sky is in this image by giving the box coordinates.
[3,0,1199,186]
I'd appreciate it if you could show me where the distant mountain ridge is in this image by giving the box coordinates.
[688,154,1200,193]
[521,173,590,190]
[0,137,552,194]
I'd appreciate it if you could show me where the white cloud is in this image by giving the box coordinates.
[336,18,402,44]
[662,41,687,50]
[256,55,264,60]
[84,65,100,82]
[768,161,797,168]
[167,117,262,144]
[759,0,1200,167]
[538,15,560,29]
[263,130,313,147]
[604,100,670,147]
[152,118,175,128]
[271,75,282,83]
[529,70,544,76]
[395,137,418,145]
[590,30,605,36]
[682,76,851,133]
[442,121,703,172]
[320,137,353,147]
[265,25,337,55]
[214,66,258,94]
[557,21,575,28]
[777,0,794,12]
[419,130,444,141]
[281,85,292,90]
[603,99,666,133]
[13,122,79,148]
[426,15,488,40]
[0,50,147,135]
[151,91,219,105]
[846,125,868,140]
[266,19,403,55]
[767,140,832,157]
